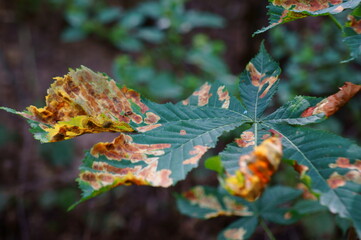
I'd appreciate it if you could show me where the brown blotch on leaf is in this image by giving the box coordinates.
[293,162,309,177]
[193,83,212,106]
[91,133,171,162]
[144,112,160,124]
[223,228,246,240]
[348,15,361,34]
[217,86,230,109]
[327,172,347,189]
[329,157,361,171]
[235,131,255,148]
[183,145,209,165]
[297,183,317,200]
[180,130,187,135]
[301,82,361,117]
[246,63,278,98]
[136,124,162,132]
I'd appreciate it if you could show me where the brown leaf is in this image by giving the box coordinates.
[301,82,361,117]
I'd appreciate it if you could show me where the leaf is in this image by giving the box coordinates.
[221,135,283,201]
[300,82,361,117]
[218,217,258,240]
[256,0,361,34]
[264,96,325,125]
[343,11,361,60]
[176,186,253,219]
[259,123,361,237]
[177,185,303,240]
[180,81,248,115]
[239,42,281,120]
[204,156,224,174]
[74,96,250,207]
[0,66,157,142]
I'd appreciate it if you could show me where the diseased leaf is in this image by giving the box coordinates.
[177,186,303,240]
[239,42,281,120]
[264,96,325,125]
[75,97,250,207]
[300,82,361,117]
[176,186,253,219]
[180,81,248,115]
[0,66,158,142]
[259,123,361,237]
[218,217,258,240]
[222,136,283,201]
[256,0,361,34]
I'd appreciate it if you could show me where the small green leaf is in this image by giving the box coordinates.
[204,156,223,174]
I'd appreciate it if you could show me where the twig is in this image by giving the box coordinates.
[260,218,276,240]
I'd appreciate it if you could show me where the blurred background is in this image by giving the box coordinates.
[0,0,360,239]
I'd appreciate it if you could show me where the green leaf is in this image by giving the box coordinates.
[256,0,361,34]
[136,27,165,43]
[343,32,361,60]
[204,156,223,174]
[258,186,302,225]
[183,10,225,29]
[263,96,325,125]
[239,42,281,120]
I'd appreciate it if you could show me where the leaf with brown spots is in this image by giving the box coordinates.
[256,0,361,34]
[177,186,303,240]
[0,66,160,142]
[239,42,281,120]
[260,123,361,237]
[176,186,253,219]
[73,101,250,208]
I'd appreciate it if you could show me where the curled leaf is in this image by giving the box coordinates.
[301,82,361,117]
[223,136,283,201]
[1,66,160,142]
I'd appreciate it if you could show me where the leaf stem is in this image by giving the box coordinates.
[329,15,343,31]
[260,218,276,240]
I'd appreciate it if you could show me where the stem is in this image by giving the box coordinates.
[329,15,343,31]
[260,219,276,240]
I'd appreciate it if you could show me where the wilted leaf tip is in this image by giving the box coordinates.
[301,82,361,117]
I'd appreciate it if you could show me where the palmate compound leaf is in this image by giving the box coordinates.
[72,83,251,208]
[255,0,361,34]
[0,66,158,142]
[176,185,303,240]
